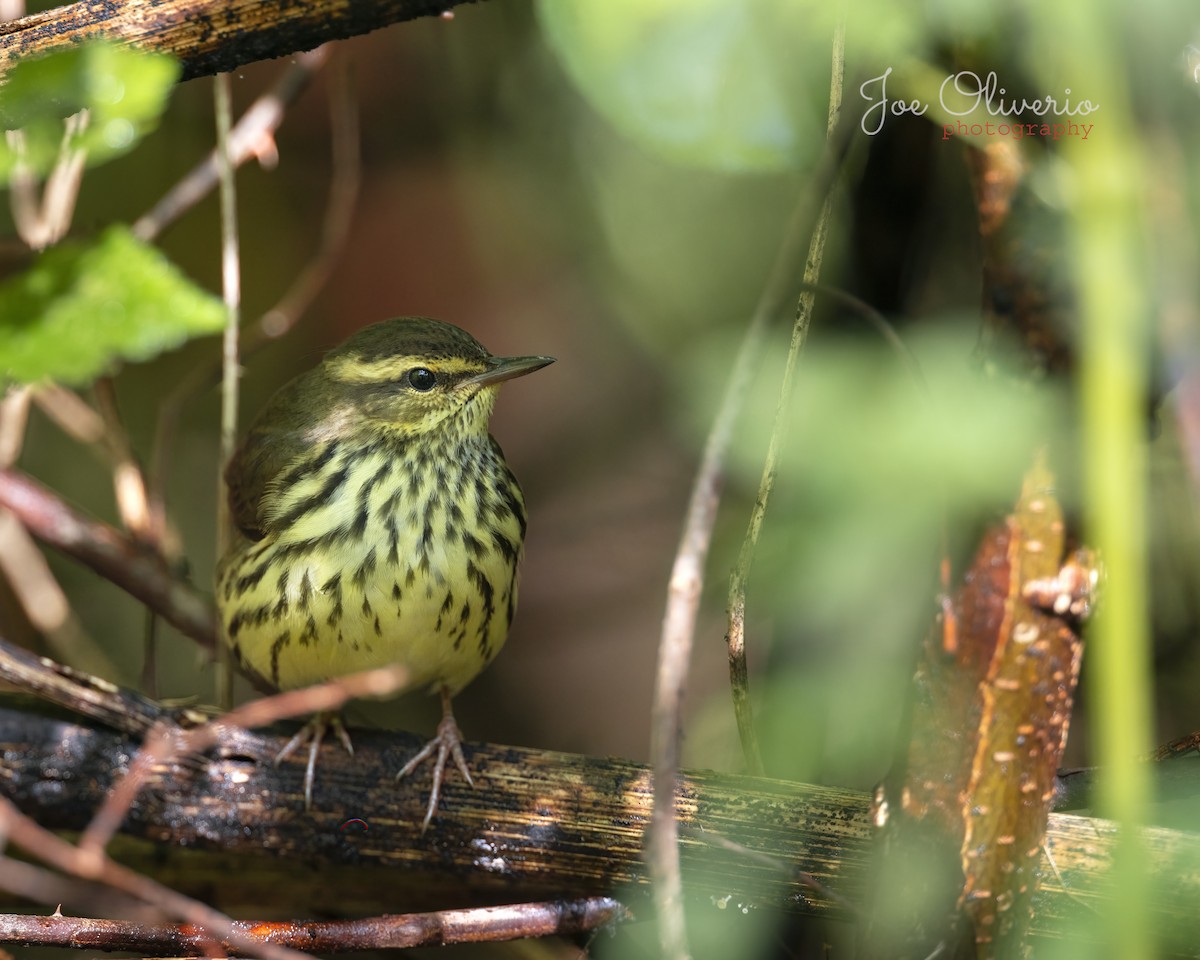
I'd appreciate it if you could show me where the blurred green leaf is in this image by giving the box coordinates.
[0,225,224,385]
[537,0,825,172]
[0,41,179,181]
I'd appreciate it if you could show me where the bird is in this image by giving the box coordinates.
[215,316,553,827]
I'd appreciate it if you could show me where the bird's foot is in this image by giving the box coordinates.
[275,711,354,810]
[396,690,474,830]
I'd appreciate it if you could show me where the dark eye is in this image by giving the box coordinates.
[407,367,437,391]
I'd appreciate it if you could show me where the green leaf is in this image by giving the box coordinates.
[0,41,179,181]
[537,0,825,173]
[0,225,225,385]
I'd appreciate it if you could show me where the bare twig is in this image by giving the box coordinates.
[132,47,330,244]
[0,798,310,960]
[725,22,845,776]
[0,860,150,919]
[0,390,115,677]
[249,55,360,348]
[78,659,411,853]
[92,378,165,551]
[213,70,241,711]
[0,632,166,734]
[0,386,31,465]
[0,0,488,81]
[649,45,855,960]
[30,384,105,447]
[6,111,88,250]
[0,897,629,953]
[0,468,218,649]
[149,52,360,503]
[0,511,114,676]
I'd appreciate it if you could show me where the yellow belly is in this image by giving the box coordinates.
[216,443,523,696]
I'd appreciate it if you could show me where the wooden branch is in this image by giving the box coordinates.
[0,469,217,651]
[3,698,1200,949]
[0,0,488,81]
[0,898,628,953]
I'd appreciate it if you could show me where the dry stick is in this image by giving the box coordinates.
[0,468,218,650]
[0,632,167,735]
[132,47,329,244]
[0,799,311,960]
[0,0,487,80]
[77,659,412,854]
[6,111,87,250]
[726,28,846,777]
[30,384,106,447]
[0,897,629,953]
[148,49,359,507]
[251,55,360,348]
[0,512,112,675]
[92,378,163,550]
[0,389,115,679]
[649,54,854,960]
[214,70,241,712]
[0,859,151,918]
[49,378,182,709]
[0,386,30,465]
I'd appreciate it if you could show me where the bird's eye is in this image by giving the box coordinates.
[407,367,437,391]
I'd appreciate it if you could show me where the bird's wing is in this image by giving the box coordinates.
[224,369,333,540]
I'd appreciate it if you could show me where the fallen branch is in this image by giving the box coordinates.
[0,0,487,80]
[0,469,217,650]
[3,697,1200,951]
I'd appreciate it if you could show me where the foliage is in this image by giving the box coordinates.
[0,41,180,182]
[0,225,224,386]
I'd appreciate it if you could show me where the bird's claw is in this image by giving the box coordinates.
[275,712,353,810]
[396,691,475,830]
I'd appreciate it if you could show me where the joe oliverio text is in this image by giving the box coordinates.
[860,68,1099,141]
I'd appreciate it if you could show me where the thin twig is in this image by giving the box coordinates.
[131,47,330,244]
[0,859,150,919]
[725,22,846,776]
[213,70,241,711]
[92,378,167,551]
[249,55,360,349]
[77,658,412,853]
[0,897,630,953]
[150,53,360,504]
[0,798,310,960]
[0,386,31,465]
[0,511,114,677]
[29,384,106,447]
[0,468,218,649]
[6,111,88,250]
[648,42,856,960]
[0,392,115,675]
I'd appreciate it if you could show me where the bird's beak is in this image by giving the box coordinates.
[465,355,555,388]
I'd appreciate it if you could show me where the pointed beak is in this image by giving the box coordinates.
[465,354,555,388]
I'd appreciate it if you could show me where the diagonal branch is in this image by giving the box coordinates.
[726,23,846,777]
[0,468,218,650]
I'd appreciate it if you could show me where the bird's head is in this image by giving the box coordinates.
[317,317,554,441]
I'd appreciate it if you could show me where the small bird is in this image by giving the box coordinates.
[215,317,553,826]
